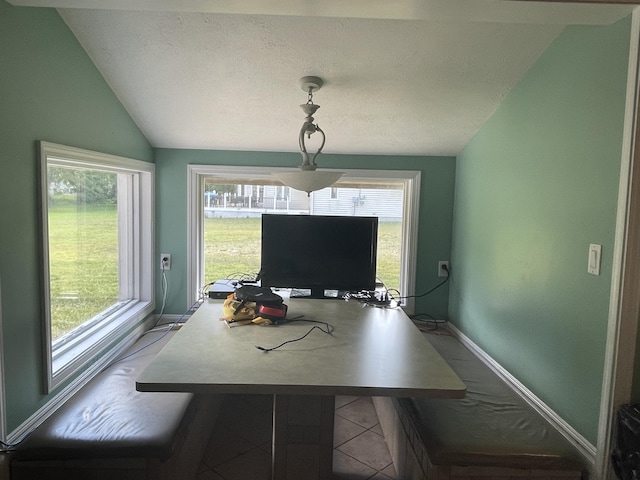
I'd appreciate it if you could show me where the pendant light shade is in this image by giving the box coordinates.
[273,170,344,195]
[273,76,343,196]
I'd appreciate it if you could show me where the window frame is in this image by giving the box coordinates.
[39,141,155,393]
[187,165,420,313]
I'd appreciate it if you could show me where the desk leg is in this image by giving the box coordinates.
[272,394,335,480]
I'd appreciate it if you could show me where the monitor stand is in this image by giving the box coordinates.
[290,288,342,299]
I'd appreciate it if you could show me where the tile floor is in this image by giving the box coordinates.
[196,394,398,480]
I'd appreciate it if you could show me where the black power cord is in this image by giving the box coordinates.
[411,313,449,332]
[255,318,334,352]
[398,263,450,302]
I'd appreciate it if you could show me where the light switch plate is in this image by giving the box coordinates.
[588,243,601,275]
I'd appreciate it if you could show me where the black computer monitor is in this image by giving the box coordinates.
[259,214,378,299]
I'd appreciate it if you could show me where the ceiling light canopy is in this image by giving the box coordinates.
[273,76,343,196]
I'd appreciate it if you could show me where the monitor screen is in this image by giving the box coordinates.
[259,214,378,299]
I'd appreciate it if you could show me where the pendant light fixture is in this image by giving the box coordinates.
[273,76,343,196]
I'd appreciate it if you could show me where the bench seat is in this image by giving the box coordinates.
[373,331,586,480]
[11,329,221,480]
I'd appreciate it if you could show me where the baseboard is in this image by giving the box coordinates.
[445,323,597,471]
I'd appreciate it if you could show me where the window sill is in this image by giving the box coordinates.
[50,300,154,392]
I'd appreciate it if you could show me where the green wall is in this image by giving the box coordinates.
[449,17,631,444]
[154,149,456,317]
[0,0,153,431]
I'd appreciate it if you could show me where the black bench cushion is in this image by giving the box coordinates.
[397,332,584,470]
[14,330,193,461]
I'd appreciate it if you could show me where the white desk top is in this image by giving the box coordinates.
[137,298,466,398]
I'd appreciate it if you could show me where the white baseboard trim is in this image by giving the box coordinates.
[445,323,597,470]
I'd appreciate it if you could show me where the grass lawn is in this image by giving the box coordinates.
[48,203,119,340]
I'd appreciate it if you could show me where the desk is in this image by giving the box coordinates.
[137,298,465,479]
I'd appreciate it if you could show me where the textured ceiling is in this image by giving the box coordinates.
[12,0,635,156]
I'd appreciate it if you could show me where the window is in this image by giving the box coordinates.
[188,165,420,312]
[39,142,154,392]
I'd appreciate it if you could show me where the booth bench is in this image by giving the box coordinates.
[373,331,587,480]
[10,329,221,480]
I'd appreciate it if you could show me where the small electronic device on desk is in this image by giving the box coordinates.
[207,278,259,299]
[207,279,238,298]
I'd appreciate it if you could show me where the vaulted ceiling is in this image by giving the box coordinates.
[9,0,635,155]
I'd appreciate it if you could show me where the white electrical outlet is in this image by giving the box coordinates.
[438,261,449,277]
[161,253,171,271]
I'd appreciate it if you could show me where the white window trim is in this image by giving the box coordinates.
[187,165,420,313]
[39,141,155,393]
